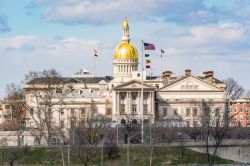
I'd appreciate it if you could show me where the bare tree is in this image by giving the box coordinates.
[71,107,106,166]
[5,83,26,146]
[225,78,245,100]
[24,69,71,146]
[200,100,230,166]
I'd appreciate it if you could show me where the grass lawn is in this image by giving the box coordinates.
[0,146,236,166]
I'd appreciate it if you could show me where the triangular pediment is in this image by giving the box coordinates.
[158,76,223,92]
[114,80,155,90]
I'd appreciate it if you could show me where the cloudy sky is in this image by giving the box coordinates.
[0,0,250,98]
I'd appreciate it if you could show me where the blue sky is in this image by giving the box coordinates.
[0,0,250,98]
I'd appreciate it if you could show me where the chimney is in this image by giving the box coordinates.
[185,69,191,76]
[203,70,214,84]
[162,70,172,85]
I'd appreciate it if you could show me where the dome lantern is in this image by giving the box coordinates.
[114,18,138,60]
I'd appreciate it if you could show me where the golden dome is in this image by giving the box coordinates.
[114,42,138,60]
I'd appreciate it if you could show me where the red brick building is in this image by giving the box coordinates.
[230,99,250,127]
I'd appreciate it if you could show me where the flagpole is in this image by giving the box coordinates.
[94,56,96,76]
[161,52,163,74]
[141,40,144,144]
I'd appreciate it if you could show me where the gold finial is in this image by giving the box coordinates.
[122,17,129,29]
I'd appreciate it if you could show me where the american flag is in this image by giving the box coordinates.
[144,43,155,50]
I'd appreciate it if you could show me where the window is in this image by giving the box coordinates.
[56,88,62,93]
[173,109,178,116]
[5,105,10,109]
[155,84,159,89]
[240,108,243,112]
[106,108,112,115]
[132,105,137,114]
[71,109,75,115]
[131,92,137,114]
[143,93,148,114]
[120,93,126,114]
[231,108,236,112]
[121,105,125,114]
[215,108,220,116]
[70,120,76,128]
[60,108,64,116]
[61,120,65,128]
[0,105,2,110]
[186,121,190,127]
[143,104,148,114]
[193,108,198,117]
[163,108,167,117]
[137,73,140,77]
[81,108,86,117]
[193,121,198,127]
[186,108,190,116]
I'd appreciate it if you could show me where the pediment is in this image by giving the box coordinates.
[158,76,223,92]
[114,80,154,90]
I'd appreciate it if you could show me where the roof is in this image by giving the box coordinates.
[26,76,113,85]
[198,76,224,84]
[158,75,224,91]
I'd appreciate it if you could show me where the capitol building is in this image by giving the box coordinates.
[24,18,226,131]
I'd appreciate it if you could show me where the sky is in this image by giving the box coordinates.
[0,0,250,98]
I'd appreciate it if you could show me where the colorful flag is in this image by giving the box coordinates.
[146,59,151,64]
[146,65,151,69]
[161,49,165,54]
[145,54,150,57]
[144,42,155,50]
[94,49,98,57]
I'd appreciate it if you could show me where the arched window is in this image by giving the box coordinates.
[132,119,137,124]
[121,119,126,125]
[143,119,149,124]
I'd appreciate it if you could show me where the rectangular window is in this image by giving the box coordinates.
[173,109,178,116]
[193,108,198,117]
[132,105,137,114]
[5,105,10,109]
[106,108,112,115]
[137,73,140,77]
[143,104,148,114]
[120,105,125,114]
[56,89,62,93]
[163,108,167,117]
[193,121,198,127]
[0,105,2,110]
[231,108,236,112]
[71,109,75,115]
[61,120,64,128]
[186,108,190,116]
[214,108,220,117]
[60,108,64,116]
[132,92,137,104]
[186,121,190,127]
[155,84,159,89]
[81,108,86,117]
[70,120,76,128]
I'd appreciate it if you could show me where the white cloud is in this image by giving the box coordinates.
[32,0,221,25]
[0,35,116,98]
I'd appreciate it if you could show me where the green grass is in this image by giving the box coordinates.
[0,146,236,166]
